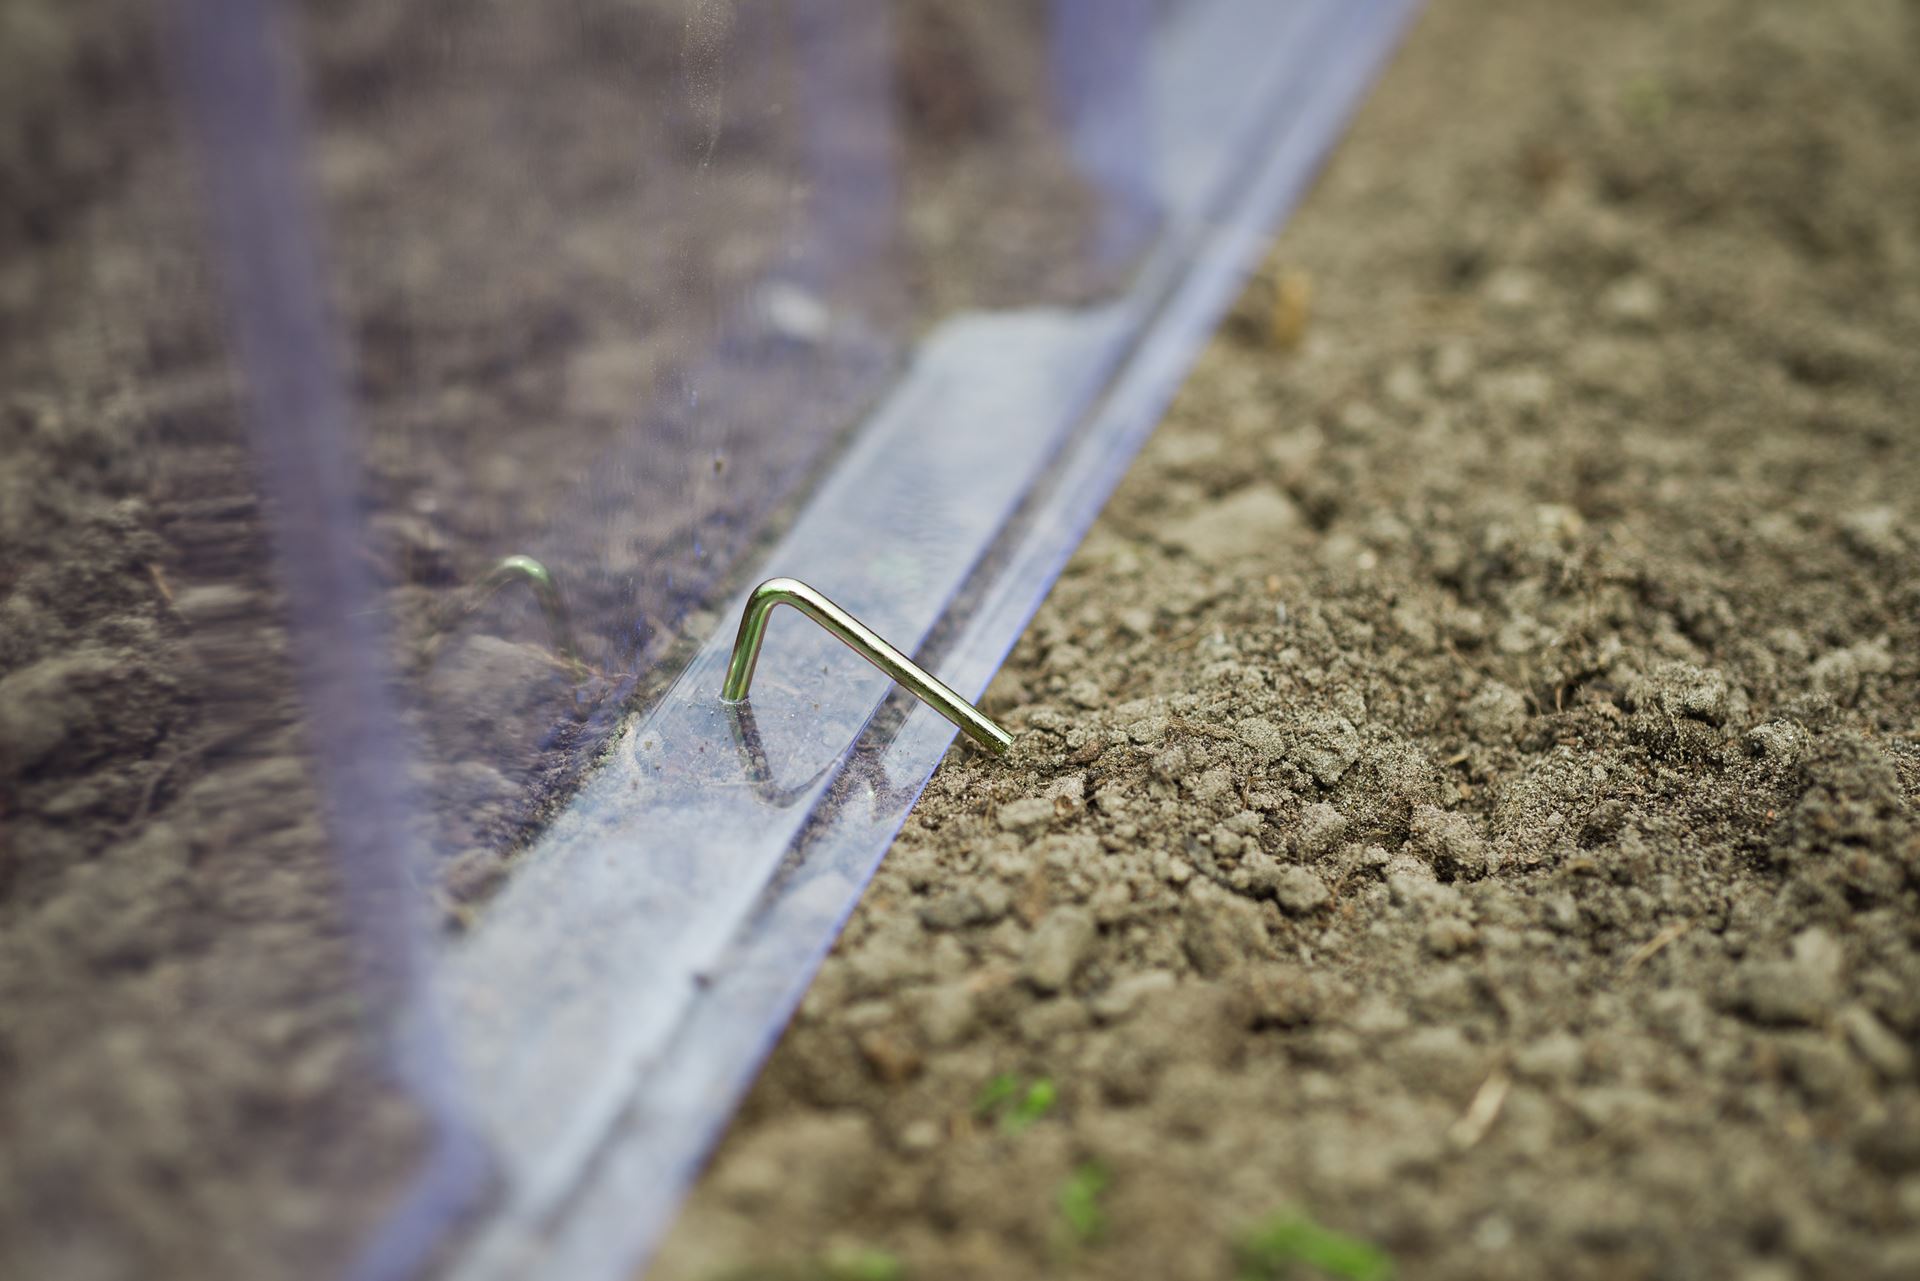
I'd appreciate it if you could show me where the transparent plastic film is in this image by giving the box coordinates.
[1,1,1415,1278]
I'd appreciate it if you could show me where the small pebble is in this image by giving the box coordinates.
[1272,866,1332,916]
[1023,907,1097,994]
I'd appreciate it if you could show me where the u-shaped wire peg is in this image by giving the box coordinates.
[721,577,1012,755]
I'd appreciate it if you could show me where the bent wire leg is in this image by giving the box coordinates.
[422,554,584,682]
[721,577,1012,755]
[472,555,583,677]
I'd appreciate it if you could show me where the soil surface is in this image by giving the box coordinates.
[655,2,1920,1278]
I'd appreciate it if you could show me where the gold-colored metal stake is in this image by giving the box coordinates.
[422,554,586,682]
[472,554,584,677]
[721,577,1012,755]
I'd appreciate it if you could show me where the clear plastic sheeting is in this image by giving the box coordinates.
[434,2,1417,1276]
[2,0,1412,1277]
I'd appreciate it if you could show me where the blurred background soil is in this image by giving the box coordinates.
[654,1,1920,1278]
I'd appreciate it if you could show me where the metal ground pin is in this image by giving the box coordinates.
[721,577,1012,755]
[427,554,585,680]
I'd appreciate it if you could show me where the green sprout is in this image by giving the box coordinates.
[974,1072,1021,1116]
[1622,73,1670,129]
[1057,1161,1111,1245]
[1006,1079,1057,1133]
[819,1244,904,1281]
[1234,1210,1394,1281]
[974,1073,1056,1135]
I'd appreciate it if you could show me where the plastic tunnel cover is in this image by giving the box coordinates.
[135,0,1418,1278]
[424,2,1419,1279]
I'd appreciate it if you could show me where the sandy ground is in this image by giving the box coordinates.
[653,2,1920,1278]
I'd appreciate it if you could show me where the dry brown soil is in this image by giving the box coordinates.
[654,2,1920,1279]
